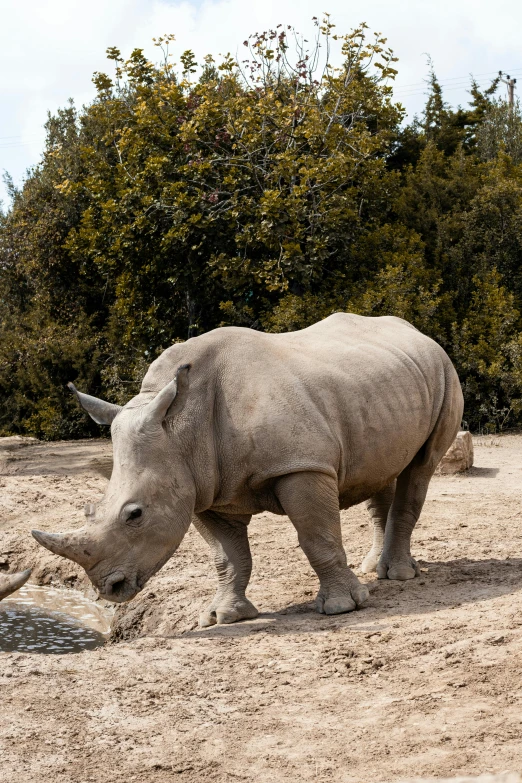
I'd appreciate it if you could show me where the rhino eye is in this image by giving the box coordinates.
[124,504,143,525]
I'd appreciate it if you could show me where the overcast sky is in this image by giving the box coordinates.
[1,0,521,207]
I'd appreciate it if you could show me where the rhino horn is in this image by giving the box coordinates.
[68,382,122,425]
[31,529,98,569]
[0,569,32,601]
[145,364,191,425]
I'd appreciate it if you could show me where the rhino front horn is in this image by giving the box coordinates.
[0,569,32,601]
[31,529,96,569]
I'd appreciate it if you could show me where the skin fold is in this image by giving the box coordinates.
[32,313,463,625]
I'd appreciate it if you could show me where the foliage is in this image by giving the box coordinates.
[476,98,522,163]
[2,18,522,436]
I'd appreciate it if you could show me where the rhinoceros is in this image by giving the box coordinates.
[0,569,31,601]
[32,313,463,625]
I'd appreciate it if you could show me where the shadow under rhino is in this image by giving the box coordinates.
[108,556,522,642]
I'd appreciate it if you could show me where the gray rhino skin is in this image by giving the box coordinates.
[0,569,31,601]
[32,313,463,625]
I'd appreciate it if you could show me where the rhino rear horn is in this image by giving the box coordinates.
[68,382,122,425]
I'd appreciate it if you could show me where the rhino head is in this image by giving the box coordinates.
[32,365,195,603]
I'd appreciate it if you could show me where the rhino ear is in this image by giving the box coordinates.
[68,383,122,425]
[145,364,191,425]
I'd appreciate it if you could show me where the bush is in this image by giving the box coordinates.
[2,19,522,435]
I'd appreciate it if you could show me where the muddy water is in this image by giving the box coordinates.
[0,585,113,654]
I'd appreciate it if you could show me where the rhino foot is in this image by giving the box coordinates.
[316,581,369,615]
[377,554,420,581]
[360,547,381,574]
[199,597,259,627]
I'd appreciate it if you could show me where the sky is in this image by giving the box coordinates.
[1,0,521,207]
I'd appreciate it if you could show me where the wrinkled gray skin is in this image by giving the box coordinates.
[32,314,463,625]
[0,569,31,601]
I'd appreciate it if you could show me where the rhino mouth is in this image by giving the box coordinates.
[99,570,141,604]
[96,552,171,603]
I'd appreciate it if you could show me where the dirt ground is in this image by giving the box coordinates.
[1,434,522,783]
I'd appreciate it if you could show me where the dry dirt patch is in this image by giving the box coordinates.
[1,435,522,782]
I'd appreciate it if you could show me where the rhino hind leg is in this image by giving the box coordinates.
[276,472,369,615]
[193,511,259,627]
[361,481,396,574]
[375,458,429,581]
[377,375,461,581]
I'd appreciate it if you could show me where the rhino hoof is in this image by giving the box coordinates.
[377,556,420,581]
[387,564,416,580]
[361,549,381,574]
[199,598,259,627]
[323,596,356,614]
[199,610,217,628]
[317,583,369,614]
[215,608,247,624]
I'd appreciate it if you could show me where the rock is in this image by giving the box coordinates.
[436,430,474,474]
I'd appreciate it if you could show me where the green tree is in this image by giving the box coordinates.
[2,19,522,437]
[452,269,522,431]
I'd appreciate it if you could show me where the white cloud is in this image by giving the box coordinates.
[1,0,521,205]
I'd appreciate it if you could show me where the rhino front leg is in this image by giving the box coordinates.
[276,472,369,615]
[193,511,258,627]
[361,481,396,574]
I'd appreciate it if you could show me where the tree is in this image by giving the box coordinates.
[2,19,522,437]
[476,97,522,163]
[0,19,412,437]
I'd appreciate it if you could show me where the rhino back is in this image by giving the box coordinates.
[136,313,460,506]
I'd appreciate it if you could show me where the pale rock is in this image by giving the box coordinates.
[436,430,473,474]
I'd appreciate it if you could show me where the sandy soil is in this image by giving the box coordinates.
[1,434,522,783]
